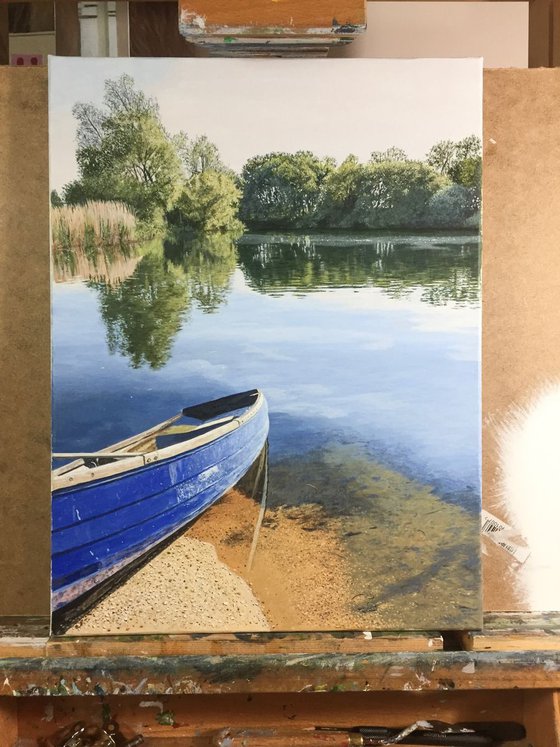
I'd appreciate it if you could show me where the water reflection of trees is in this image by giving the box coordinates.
[88,252,190,369]
[83,232,238,369]
[237,235,480,307]
[58,230,479,370]
[52,241,141,285]
[163,230,237,313]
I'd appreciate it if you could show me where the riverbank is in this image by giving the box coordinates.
[67,530,270,635]
[187,489,361,630]
[67,488,360,635]
[67,461,479,635]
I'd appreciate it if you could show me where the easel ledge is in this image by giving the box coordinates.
[0,615,559,746]
[0,613,559,692]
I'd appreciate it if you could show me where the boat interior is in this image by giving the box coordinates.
[52,390,260,475]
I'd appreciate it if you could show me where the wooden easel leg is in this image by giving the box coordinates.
[524,690,560,746]
[55,1,81,56]
[529,0,560,68]
[0,5,8,66]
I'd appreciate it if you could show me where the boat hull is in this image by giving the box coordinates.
[52,395,268,616]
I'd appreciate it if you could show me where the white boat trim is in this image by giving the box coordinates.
[52,391,266,492]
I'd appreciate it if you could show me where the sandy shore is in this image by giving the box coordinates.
[67,488,360,634]
[187,490,361,630]
[67,453,479,634]
[68,532,269,634]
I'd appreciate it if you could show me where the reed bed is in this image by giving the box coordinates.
[51,201,137,254]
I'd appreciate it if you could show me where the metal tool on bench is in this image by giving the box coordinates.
[214,720,526,747]
[41,719,144,747]
[316,720,527,746]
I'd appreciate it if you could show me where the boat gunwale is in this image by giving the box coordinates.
[51,391,266,493]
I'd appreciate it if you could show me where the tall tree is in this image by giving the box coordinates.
[181,135,227,178]
[426,136,481,180]
[426,140,457,176]
[66,74,183,230]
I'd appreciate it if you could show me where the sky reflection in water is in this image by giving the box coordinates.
[53,233,480,511]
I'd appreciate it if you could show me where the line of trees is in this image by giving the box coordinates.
[52,74,482,238]
[240,140,480,231]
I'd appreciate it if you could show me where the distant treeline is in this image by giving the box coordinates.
[52,74,482,242]
[239,144,480,231]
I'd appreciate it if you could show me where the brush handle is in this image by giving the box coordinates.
[213,729,497,747]
[214,731,359,747]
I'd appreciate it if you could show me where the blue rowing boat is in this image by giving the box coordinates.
[51,389,269,628]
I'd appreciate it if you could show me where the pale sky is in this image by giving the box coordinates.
[49,57,482,193]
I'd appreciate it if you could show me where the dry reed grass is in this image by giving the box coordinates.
[51,201,136,253]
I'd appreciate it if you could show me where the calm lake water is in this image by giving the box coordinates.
[53,231,482,626]
[53,231,480,513]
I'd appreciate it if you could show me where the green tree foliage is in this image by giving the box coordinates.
[50,189,64,207]
[238,142,479,231]
[369,147,409,164]
[173,170,243,233]
[180,134,227,178]
[63,72,481,236]
[455,134,481,161]
[427,136,481,187]
[422,136,483,226]
[240,151,334,229]
[426,140,457,175]
[90,248,190,369]
[448,156,481,189]
[351,161,447,229]
[425,184,476,229]
[315,155,363,227]
[66,74,183,231]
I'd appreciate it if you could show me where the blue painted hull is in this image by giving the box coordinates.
[52,392,269,613]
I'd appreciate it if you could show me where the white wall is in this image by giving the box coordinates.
[9,32,55,62]
[332,2,528,68]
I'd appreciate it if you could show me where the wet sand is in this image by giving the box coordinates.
[187,490,361,630]
[67,489,360,634]
[68,451,479,634]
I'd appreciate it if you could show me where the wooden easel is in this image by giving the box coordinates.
[1,4,560,744]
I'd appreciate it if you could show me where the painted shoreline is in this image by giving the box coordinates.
[68,462,480,635]
[67,488,355,635]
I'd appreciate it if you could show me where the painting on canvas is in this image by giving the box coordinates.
[49,58,482,634]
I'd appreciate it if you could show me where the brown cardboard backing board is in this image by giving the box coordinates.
[0,66,554,619]
[0,67,50,616]
[482,69,560,612]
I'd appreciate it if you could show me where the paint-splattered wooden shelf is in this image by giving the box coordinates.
[462,612,560,652]
[178,0,366,55]
[1,648,560,696]
[0,690,557,746]
[0,618,559,742]
[0,619,559,696]
[0,630,444,662]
